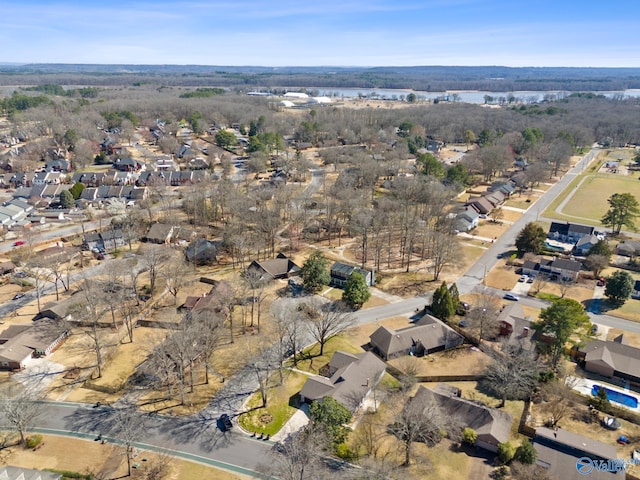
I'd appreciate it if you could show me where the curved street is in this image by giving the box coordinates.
[12,146,640,477]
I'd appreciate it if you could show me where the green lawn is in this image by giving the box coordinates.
[293,334,363,375]
[238,370,307,436]
[544,174,640,223]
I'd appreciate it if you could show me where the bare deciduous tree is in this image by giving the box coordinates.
[164,254,191,305]
[480,343,539,407]
[264,424,331,480]
[140,244,169,295]
[110,402,147,477]
[388,388,451,467]
[303,299,355,356]
[0,383,43,446]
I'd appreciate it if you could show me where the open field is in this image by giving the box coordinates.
[543,150,640,224]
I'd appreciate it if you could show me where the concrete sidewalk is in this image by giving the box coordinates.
[271,403,310,442]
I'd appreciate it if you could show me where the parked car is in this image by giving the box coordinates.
[591,324,599,335]
[218,413,233,432]
[518,275,527,282]
[12,240,25,247]
[12,293,25,300]
[14,271,27,278]
[597,278,605,287]
[526,276,534,283]
[458,320,469,328]
[504,293,519,301]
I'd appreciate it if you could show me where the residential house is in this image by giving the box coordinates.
[330,262,374,288]
[113,158,143,172]
[489,180,517,197]
[411,385,513,453]
[482,189,506,207]
[144,223,175,244]
[455,207,480,232]
[548,222,595,244]
[247,253,301,281]
[0,323,69,370]
[616,240,640,257]
[82,229,125,252]
[522,256,582,282]
[577,336,640,385]
[574,234,600,256]
[0,466,61,480]
[369,314,464,361]
[496,303,535,349]
[177,280,233,318]
[185,239,219,265]
[0,261,16,275]
[189,157,209,170]
[465,196,494,215]
[533,427,619,480]
[45,158,72,172]
[299,351,386,413]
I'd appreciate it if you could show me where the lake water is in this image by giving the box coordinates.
[315,88,640,104]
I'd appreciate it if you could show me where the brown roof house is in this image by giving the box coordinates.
[0,323,69,370]
[369,314,464,361]
[497,304,536,349]
[411,385,513,453]
[533,427,619,480]
[299,351,386,413]
[577,336,640,386]
[247,253,301,281]
[177,280,233,319]
[465,196,494,215]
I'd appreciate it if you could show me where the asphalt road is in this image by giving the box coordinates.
[456,148,601,296]
[14,146,640,477]
[30,401,273,477]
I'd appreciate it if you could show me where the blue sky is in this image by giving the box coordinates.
[1,0,638,67]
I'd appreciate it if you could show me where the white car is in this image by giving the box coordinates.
[504,293,519,301]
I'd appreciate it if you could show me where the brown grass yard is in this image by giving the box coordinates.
[534,281,595,304]
[529,401,640,461]
[2,434,249,480]
[347,316,414,350]
[473,220,511,240]
[484,263,518,291]
[607,328,640,347]
[388,346,493,377]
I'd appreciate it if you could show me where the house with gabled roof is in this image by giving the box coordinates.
[533,427,618,480]
[411,385,513,453]
[299,351,386,413]
[548,221,595,244]
[330,262,374,287]
[577,336,640,385]
[0,466,62,480]
[369,314,464,360]
[522,256,582,282]
[0,323,69,370]
[465,196,494,215]
[497,303,536,349]
[247,253,301,281]
[455,207,479,232]
[177,279,233,318]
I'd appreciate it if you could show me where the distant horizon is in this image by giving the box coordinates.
[2,63,640,70]
[1,1,639,68]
